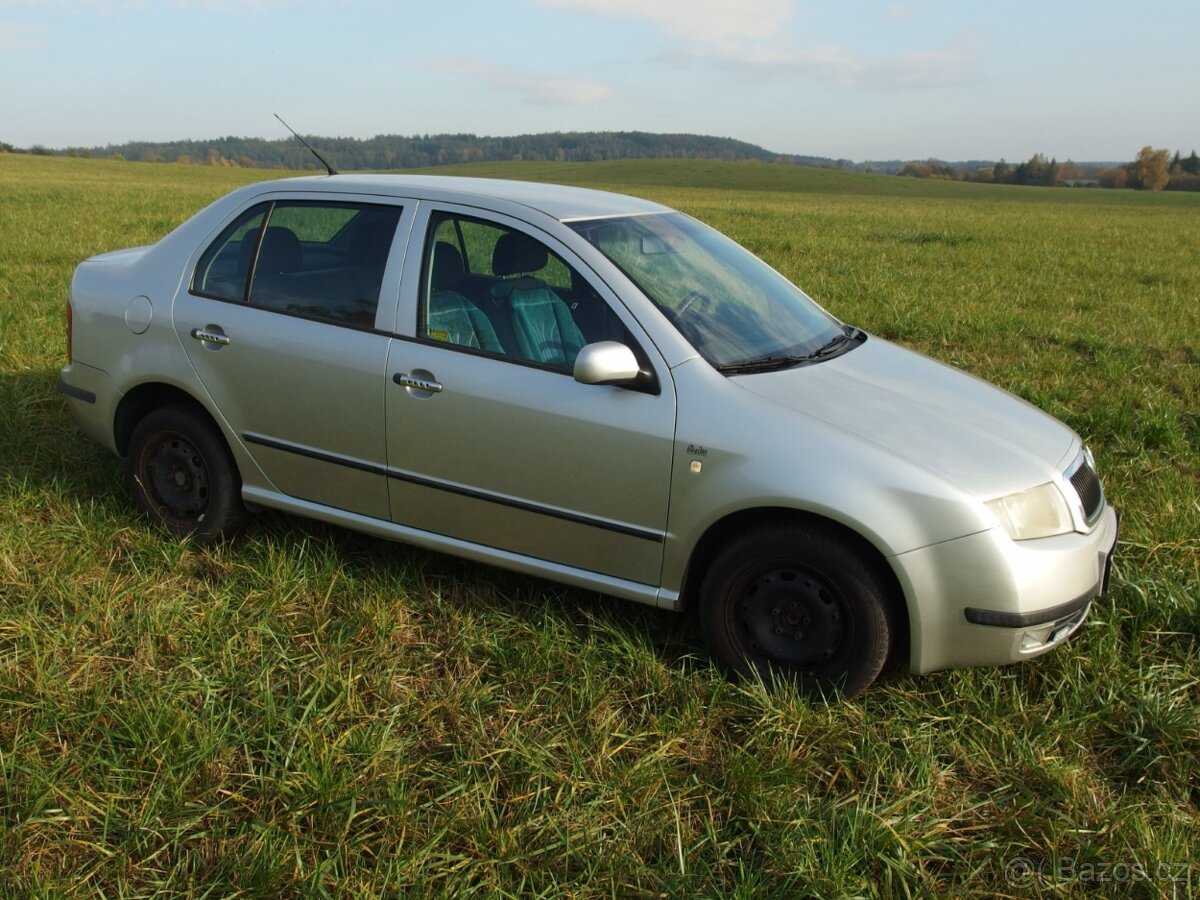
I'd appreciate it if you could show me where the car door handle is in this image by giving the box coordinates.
[190,327,230,346]
[393,372,443,393]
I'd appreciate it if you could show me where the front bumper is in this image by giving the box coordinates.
[894,503,1119,674]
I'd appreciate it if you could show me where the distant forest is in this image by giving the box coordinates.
[15,131,843,171]
[3,130,1195,191]
[896,147,1200,192]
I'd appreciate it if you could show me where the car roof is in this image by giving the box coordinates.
[267,174,673,222]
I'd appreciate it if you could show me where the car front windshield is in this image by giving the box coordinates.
[568,212,845,369]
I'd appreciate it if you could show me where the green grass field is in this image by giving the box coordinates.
[1,154,1197,897]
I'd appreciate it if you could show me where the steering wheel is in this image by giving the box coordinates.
[677,290,713,317]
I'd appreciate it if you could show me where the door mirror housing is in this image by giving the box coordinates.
[573,341,642,386]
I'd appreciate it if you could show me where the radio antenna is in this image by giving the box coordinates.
[274,113,338,175]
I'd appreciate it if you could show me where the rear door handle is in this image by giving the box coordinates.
[191,327,230,346]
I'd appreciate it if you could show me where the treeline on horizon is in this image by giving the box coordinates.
[1,131,811,170]
[899,146,1200,192]
[2,130,1196,191]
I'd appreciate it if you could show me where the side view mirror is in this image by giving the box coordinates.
[573,341,641,386]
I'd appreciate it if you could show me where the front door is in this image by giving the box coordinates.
[383,208,676,586]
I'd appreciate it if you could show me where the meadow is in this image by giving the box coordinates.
[1,153,1197,897]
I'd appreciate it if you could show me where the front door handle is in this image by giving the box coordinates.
[191,327,230,346]
[393,372,443,393]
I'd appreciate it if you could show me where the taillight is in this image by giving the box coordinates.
[66,301,73,363]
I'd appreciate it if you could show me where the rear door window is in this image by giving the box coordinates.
[193,200,403,328]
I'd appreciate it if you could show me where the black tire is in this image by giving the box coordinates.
[698,524,893,700]
[125,404,247,542]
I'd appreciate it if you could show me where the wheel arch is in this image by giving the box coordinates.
[113,381,221,457]
[679,506,911,665]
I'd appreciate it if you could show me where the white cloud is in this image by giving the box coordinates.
[883,3,923,22]
[542,0,975,90]
[0,0,299,11]
[678,36,979,90]
[730,44,864,85]
[436,58,613,107]
[0,0,143,9]
[871,44,976,89]
[0,21,40,50]
[536,0,793,46]
[173,0,302,10]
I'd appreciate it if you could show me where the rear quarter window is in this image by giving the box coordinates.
[192,204,268,302]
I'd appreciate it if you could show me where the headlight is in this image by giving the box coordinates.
[985,482,1074,541]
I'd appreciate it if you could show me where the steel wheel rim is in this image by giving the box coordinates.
[142,431,210,527]
[737,566,849,669]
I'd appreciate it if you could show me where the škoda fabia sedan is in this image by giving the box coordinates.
[61,175,1118,698]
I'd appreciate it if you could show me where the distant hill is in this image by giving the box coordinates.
[405,158,1035,199]
[10,131,1162,189]
[52,131,855,171]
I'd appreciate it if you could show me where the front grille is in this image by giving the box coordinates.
[1069,460,1104,523]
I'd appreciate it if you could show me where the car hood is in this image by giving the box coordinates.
[733,336,1078,499]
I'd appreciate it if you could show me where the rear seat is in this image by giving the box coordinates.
[430,241,520,352]
[250,225,384,326]
[255,268,374,324]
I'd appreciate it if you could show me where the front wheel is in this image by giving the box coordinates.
[125,404,247,542]
[699,525,894,699]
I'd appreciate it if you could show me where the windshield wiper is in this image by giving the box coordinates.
[718,328,862,375]
[808,330,853,359]
[717,354,811,374]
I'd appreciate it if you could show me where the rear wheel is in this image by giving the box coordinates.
[125,404,246,542]
[699,524,893,699]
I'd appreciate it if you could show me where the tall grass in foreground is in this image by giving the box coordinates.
[1,155,1197,897]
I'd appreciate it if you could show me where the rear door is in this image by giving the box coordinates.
[173,195,413,520]
[383,204,676,586]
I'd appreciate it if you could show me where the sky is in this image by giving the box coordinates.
[1,0,1197,163]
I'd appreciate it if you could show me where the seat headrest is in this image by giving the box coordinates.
[492,231,547,277]
[257,226,302,275]
[431,241,465,290]
[347,218,395,267]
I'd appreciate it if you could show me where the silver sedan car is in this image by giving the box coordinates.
[61,175,1119,698]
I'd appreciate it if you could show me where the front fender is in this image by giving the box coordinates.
[660,359,991,598]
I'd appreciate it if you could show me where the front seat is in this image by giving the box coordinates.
[255,226,303,277]
[427,241,503,353]
[490,231,585,367]
[248,226,304,310]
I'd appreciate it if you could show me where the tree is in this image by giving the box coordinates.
[1046,156,1060,186]
[1099,167,1128,189]
[1009,153,1056,186]
[1182,150,1200,175]
[1134,146,1170,191]
[1056,160,1084,185]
